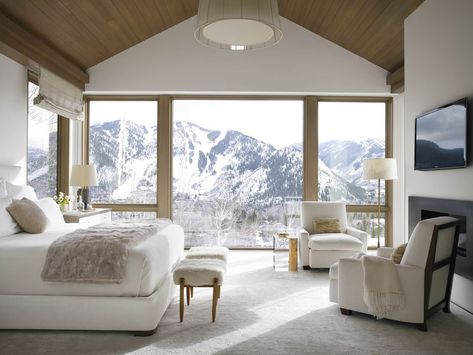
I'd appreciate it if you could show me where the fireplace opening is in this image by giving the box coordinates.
[421,209,467,257]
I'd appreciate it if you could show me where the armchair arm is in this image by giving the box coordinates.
[338,258,425,323]
[377,247,394,258]
[346,226,368,253]
[298,228,310,267]
[338,257,364,308]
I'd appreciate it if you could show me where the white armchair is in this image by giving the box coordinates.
[299,201,368,269]
[329,216,460,331]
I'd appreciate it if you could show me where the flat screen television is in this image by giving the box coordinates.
[415,98,469,170]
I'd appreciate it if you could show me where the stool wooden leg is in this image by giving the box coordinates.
[179,278,185,322]
[212,278,219,322]
[190,286,194,298]
[217,285,221,299]
[186,286,190,306]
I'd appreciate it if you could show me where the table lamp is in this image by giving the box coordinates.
[363,158,397,248]
[70,164,98,210]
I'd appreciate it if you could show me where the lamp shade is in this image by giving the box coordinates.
[363,158,398,180]
[70,164,98,187]
[195,0,282,50]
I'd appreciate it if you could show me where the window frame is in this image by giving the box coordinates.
[83,95,393,247]
[83,95,163,217]
[27,72,69,197]
[303,96,393,248]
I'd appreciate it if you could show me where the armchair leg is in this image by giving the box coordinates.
[340,308,352,316]
[303,265,311,270]
[417,322,428,332]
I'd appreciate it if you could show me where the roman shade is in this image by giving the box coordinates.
[33,67,84,121]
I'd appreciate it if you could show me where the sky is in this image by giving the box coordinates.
[32,98,385,150]
[90,101,158,126]
[173,100,303,149]
[318,102,385,143]
[174,100,385,147]
[28,83,57,149]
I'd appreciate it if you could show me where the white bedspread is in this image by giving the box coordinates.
[0,222,184,297]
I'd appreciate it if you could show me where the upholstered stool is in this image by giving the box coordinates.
[186,246,229,262]
[173,258,226,322]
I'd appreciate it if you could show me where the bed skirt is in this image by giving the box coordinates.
[0,272,176,333]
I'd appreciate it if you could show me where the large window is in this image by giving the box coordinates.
[27,81,58,198]
[84,96,392,247]
[173,99,303,248]
[88,100,158,214]
[317,100,390,247]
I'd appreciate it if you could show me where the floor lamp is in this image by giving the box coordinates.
[363,158,397,248]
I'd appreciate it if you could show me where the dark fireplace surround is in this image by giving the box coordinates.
[409,196,473,281]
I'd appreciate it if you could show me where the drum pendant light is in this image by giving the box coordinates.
[195,0,283,50]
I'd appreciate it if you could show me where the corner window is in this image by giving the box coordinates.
[27,81,58,198]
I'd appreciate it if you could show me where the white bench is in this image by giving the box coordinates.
[186,246,229,262]
[173,247,229,322]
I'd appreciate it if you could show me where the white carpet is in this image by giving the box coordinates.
[1,251,473,355]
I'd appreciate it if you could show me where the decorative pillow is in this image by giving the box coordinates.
[34,197,66,227]
[0,178,7,198]
[6,182,38,200]
[6,198,48,234]
[0,197,21,237]
[313,217,342,234]
[392,243,408,264]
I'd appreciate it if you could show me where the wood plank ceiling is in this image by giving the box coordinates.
[0,0,423,91]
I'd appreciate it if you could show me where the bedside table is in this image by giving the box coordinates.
[62,208,112,224]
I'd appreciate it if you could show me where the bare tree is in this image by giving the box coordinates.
[211,197,238,246]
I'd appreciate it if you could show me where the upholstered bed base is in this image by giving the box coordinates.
[0,272,176,334]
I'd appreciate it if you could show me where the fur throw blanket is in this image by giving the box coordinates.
[361,255,405,319]
[41,223,157,283]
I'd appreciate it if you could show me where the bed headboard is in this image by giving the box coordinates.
[0,165,23,184]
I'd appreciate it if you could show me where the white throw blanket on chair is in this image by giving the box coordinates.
[361,255,405,319]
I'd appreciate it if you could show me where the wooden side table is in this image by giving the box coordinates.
[288,236,298,272]
[273,233,298,272]
[62,208,112,224]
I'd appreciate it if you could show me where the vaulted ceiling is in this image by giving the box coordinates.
[0,0,423,91]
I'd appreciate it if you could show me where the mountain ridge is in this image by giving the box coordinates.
[28,119,385,206]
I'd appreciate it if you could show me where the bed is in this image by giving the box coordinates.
[0,165,184,335]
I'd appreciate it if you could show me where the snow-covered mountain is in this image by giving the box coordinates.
[29,119,384,204]
[173,121,304,205]
[89,119,157,203]
[27,133,58,199]
[319,138,385,188]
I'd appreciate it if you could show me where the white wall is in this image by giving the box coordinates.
[405,0,473,312]
[86,14,405,246]
[86,17,389,94]
[0,53,27,182]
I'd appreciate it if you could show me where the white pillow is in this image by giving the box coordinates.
[0,178,7,198]
[0,197,21,237]
[34,198,66,228]
[6,182,38,200]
